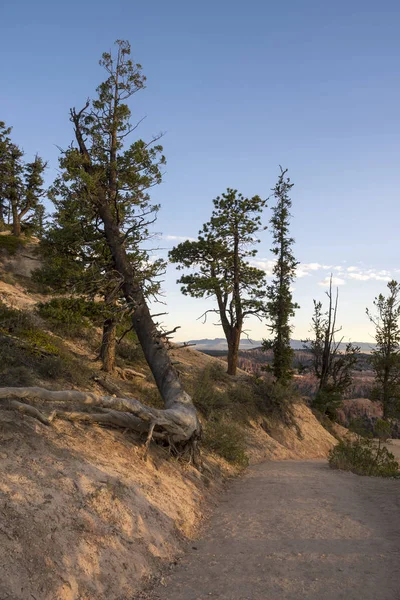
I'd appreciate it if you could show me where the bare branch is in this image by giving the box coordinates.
[197,309,220,324]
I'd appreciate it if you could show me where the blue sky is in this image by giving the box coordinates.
[1,0,399,343]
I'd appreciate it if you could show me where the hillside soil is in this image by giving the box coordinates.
[150,460,400,600]
[0,237,343,599]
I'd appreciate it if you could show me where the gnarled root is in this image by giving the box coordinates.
[0,386,200,446]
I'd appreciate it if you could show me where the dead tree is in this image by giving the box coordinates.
[303,275,360,416]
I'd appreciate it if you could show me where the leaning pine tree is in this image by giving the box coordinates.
[0,41,201,456]
[263,167,299,383]
[34,178,165,373]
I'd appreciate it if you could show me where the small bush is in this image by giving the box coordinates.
[138,385,164,409]
[203,419,249,466]
[0,235,25,255]
[0,365,35,387]
[312,409,342,441]
[375,418,392,442]
[0,302,34,332]
[20,328,61,355]
[37,297,105,337]
[329,437,399,477]
[312,387,343,420]
[206,361,230,384]
[193,384,229,419]
[0,301,92,387]
[116,340,146,365]
[252,378,297,426]
[1,272,15,285]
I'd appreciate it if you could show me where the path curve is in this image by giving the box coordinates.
[151,460,400,600]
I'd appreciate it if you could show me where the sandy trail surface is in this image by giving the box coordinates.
[151,460,400,600]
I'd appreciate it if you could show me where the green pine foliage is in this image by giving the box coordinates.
[263,168,299,383]
[0,121,46,237]
[329,437,399,477]
[366,280,400,419]
[37,298,108,337]
[169,189,268,375]
[33,41,167,371]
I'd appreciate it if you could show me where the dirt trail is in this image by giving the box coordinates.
[150,461,400,600]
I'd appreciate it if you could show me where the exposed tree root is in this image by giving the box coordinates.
[0,386,200,446]
[1,398,52,425]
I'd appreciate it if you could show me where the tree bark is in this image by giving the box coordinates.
[100,317,117,372]
[0,204,6,231]
[63,102,201,450]
[227,328,241,376]
[96,201,200,443]
[11,196,21,237]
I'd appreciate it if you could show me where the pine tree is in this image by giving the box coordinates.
[0,121,46,236]
[367,280,400,419]
[263,167,299,383]
[0,121,12,231]
[35,171,164,372]
[33,40,201,446]
[169,189,268,375]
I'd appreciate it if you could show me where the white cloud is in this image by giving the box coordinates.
[348,271,391,282]
[163,234,195,242]
[296,263,333,278]
[252,259,276,276]
[305,262,324,271]
[318,276,346,287]
[296,267,311,278]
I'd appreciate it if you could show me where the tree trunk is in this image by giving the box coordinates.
[227,328,241,376]
[11,197,21,237]
[97,201,201,444]
[62,105,201,450]
[383,358,390,419]
[100,318,117,372]
[0,202,201,451]
[0,203,6,231]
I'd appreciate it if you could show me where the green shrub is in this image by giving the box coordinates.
[0,365,35,387]
[138,385,164,409]
[192,383,228,419]
[0,301,92,387]
[116,340,146,364]
[252,378,297,426]
[375,418,392,442]
[0,302,34,332]
[203,419,249,466]
[20,328,61,355]
[312,387,343,420]
[206,361,230,384]
[0,235,25,255]
[36,355,65,379]
[329,437,399,478]
[0,304,60,355]
[37,297,106,337]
